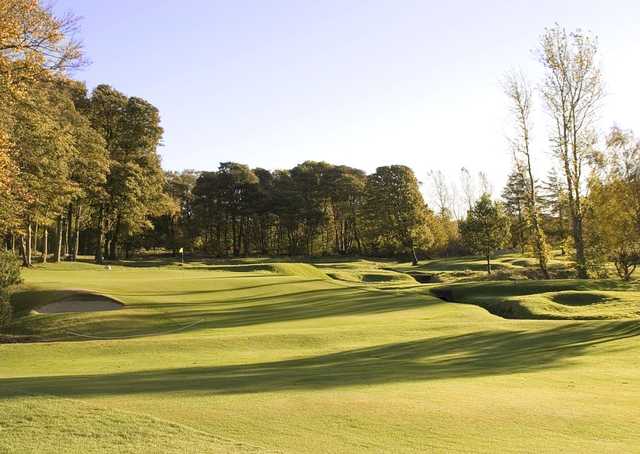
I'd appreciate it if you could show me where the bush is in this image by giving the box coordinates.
[0,251,20,331]
[0,250,22,290]
[0,299,12,330]
[483,269,527,281]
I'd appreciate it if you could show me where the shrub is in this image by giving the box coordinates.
[0,299,12,330]
[0,250,22,290]
[483,269,527,281]
[0,251,20,331]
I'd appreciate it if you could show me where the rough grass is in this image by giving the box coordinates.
[1,258,640,452]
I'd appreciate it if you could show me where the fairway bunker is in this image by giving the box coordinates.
[37,294,124,313]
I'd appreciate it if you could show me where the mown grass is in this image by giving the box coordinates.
[0,395,270,453]
[1,258,640,453]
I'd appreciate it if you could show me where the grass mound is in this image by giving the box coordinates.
[327,270,415,284]
[210,263,327,280]
[269,263,328,279]
[432,280,640,320]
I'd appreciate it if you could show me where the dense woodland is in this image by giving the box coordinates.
[1,1,639,281]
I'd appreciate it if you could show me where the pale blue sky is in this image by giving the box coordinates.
[56,0,640,203]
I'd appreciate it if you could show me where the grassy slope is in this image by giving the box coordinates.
[1,260,640,453]
[314,259,416,285]
[432,279,640,319]
[388,251,577,283]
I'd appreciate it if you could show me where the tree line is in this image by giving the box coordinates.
[149,162,459,262]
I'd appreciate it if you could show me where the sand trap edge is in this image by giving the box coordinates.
[36,294,125,314]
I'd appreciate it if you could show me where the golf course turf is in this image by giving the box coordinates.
[1,258,639,453]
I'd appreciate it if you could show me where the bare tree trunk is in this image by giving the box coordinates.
[562,148,588,278]
[354,222,363,254]
[573,212,587,278]
[231,216,238,257]
[19,235,30,267]
[516,202,525,254]
[411,246,419,266]
[486,254,492,275]
[64,205,72,257]
[109,216,121,260]
[42,228,48,263]
[559,204,566,255]
[73,205,81,260]
[26,222,32,266]
[55,216,63,263]
[33,223,40,255]
[223,217,229,256]
[95,206,104,264]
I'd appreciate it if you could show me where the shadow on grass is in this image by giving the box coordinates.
[162,288,436,332]
[7,285,442,340]
[1,322,638,397]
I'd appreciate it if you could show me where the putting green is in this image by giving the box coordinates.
[1,260,639,453]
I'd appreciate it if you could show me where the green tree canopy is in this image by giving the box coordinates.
[362,165,433,264]
[460,194,511,274]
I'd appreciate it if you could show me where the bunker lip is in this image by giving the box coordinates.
[36,294,124,313]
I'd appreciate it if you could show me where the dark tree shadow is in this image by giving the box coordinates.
[118,286,443,335]
[8,283,445,341]
[1,321,637,398]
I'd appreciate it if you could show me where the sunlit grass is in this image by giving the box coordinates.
[1,257,640,453]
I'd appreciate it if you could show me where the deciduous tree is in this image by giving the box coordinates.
[362,165,433,264]
[539,25,604,278]
[504,72,550,277]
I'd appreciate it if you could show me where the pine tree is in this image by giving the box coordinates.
[459,194,511,274]
[501,170,528,253]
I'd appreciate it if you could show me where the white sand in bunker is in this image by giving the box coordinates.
[37,294,124,313]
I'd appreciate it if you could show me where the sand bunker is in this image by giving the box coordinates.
[37,294,124,313]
